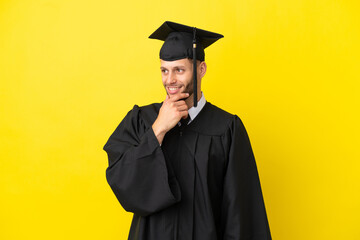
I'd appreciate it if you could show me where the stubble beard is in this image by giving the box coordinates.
[183,77,194,100]
[165,76,194,101]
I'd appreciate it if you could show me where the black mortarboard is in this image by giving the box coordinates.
[149,21,223,107]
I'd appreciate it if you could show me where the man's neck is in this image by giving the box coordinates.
[185,91,202,109]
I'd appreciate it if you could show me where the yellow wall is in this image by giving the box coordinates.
[1,0,359,239]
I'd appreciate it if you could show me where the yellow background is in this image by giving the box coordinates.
[1,0,359,239]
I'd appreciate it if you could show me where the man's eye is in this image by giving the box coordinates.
[161,69,168,73]
[177,69,184,73]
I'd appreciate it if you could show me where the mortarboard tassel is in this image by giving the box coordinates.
[193,27,197,108]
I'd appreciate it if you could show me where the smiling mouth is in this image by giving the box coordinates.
[167,86,182,94]
[169,87,179,91]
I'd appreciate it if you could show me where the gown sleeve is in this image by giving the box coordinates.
[103,105,181,217]
[220,115,272,240]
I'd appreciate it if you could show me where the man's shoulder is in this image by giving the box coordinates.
[205,102,234,120]
[136,102,162,114]
[126,102,161,126]
[193,102,237,136]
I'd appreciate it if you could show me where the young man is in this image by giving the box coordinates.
[103,21,272,240]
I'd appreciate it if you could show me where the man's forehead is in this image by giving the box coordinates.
[160,58,191,68]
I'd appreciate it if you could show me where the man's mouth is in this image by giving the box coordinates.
[167,86,182,94]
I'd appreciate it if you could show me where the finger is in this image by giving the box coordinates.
[177,104,188,111]
[163,94,170,104]
[174,100,186,106]
[180,111,189,119]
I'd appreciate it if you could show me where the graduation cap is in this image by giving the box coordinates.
[149,21,223,107]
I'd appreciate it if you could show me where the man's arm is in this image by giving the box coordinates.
[103,105,182,217]
[152,93,189,144]
[220,115,272,239]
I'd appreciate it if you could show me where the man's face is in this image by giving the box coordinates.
[160,58,194,99]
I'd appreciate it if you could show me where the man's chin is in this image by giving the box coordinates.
[167,92,190,101]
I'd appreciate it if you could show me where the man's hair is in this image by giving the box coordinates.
[159,58,203,66]
[187,58,203,65]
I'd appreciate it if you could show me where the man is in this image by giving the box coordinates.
[103,21,272,240]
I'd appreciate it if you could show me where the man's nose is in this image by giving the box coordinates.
[167,71,176,84]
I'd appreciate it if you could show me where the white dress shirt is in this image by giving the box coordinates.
[178,92,206,126]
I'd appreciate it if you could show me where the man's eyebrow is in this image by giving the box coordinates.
[160,65,186,69]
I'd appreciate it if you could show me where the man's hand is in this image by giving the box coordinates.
[152,93,189,145]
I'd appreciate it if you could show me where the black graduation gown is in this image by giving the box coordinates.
[103,101,272,240]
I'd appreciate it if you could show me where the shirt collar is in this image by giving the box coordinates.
[178,92,206,126]
[187,92,206,123]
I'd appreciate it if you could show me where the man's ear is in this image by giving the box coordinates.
[199,61,207,79]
